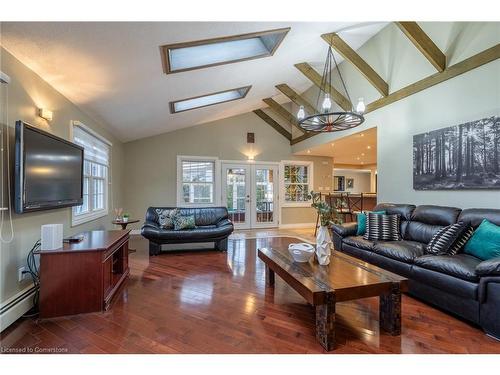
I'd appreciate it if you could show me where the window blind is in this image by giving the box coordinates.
[73,125,110,165]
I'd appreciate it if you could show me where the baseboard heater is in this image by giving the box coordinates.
[0,284,36,332]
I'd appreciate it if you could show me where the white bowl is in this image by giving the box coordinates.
[288,243,315,263]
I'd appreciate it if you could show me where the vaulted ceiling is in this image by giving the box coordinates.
[0,22,387,142]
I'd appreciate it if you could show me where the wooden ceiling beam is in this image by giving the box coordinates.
[253,109,292,141]
[294,63,352,111]
[291,44,500,145]
[322,32,389,97]
[396,22,446,72]
[364,44,499,114]
[262,97,304,134]
[275,83,316,114]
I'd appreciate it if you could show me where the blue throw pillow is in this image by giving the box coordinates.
[356,210,386,236]
[464,219,500,260]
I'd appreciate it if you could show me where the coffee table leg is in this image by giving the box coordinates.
[265,265,275,287]
[315,293,336,351]
[380,282,402,335]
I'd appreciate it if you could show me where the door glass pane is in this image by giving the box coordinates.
[226,168,246,224]
[255,169,274,223]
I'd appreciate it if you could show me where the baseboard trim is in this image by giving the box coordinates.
[279,222,315,229]
[0,283,36,332]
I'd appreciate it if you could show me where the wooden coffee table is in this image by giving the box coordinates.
[258,247,408,351]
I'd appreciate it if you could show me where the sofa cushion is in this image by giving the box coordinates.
[414,254,481,282]
[373,240,425,263]
[156,225,233,241]
[373,203,415,221]
[458,208,500,229]
[404,221,444,244]
[343,236,375,250]
[411,205,462,226]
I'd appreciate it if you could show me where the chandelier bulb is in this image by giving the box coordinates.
[322,93,332,112]
[356,97,366,114]
[297,105,306,120]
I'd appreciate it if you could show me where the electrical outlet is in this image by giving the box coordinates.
[18,266,26,282]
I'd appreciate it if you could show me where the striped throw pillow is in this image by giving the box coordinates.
[426,222,473,256]
[363,213,401,241]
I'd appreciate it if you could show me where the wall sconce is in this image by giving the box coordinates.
[38,108,53,121]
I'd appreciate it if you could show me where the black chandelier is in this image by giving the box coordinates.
[297,39,365,132]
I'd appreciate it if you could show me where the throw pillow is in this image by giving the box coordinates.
[173,214,196,231]
[426,222,473,256]
[448,225,474,255]
[363,213,401,241]
[356,210,386,236]
[464,219,500,260]
[155,208,177,229]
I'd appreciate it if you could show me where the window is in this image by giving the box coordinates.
[170,86,251,114]
[177,156,219,206]
[72,123,111,226]
[160,28,290,74]
[280,161,314,207]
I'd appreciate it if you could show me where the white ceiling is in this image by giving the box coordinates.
[296,127,377,165]
[0,22,387,142]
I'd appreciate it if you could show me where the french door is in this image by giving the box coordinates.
[221,163,278,229]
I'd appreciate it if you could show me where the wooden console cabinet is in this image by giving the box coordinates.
[37,230,130,319]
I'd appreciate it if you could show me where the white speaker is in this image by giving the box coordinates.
[41,224,63,251]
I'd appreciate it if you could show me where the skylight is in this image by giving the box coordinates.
[170,86,252,113]
[160,28,290,74]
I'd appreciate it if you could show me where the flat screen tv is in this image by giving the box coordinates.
[15,121,84,213]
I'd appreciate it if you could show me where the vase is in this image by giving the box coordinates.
[316,225,332,265]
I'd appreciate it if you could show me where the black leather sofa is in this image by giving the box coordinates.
[141,207,234,255]
[331,203,500,339]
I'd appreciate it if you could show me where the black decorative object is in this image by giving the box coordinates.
[296,36,365,132]
[413,116,500,190]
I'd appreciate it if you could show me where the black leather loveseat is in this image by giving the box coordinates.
[141,207,234,255]
[331,203,500,339]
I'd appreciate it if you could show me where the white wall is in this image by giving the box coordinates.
[293,22,500,209]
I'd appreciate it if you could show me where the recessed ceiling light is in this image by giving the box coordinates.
[170,86,251,113]
[331,143,334,146]
[361,153,365,156]
[160,28,290,74]
[307,149,311,154]
[367,145,371,149]
[357,157,360,160]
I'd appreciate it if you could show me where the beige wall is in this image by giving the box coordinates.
[123,111,332,228]
[292,22,500,209]
[0,47,124,324]
[333,169,372,194]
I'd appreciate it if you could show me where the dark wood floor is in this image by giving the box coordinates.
[1,235,499,354]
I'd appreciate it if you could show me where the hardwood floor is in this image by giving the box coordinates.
[1,229,499,354]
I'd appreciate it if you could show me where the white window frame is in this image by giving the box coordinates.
[71,121,111,226]
[279,160,314,208]
[176,155,221,207]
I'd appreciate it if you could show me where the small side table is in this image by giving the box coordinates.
[112,219,140,252]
